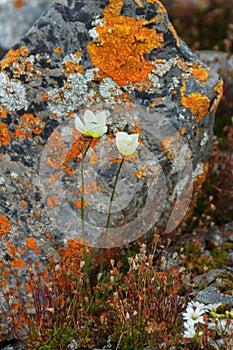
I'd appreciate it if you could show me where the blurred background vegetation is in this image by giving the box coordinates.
[164,0,233,229]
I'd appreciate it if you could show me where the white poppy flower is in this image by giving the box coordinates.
[116,132,139,156]
[75,109,108,138]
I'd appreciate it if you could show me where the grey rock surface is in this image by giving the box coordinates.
[0,0,53,54]
[196,286,233,306]
[0,0,223,342]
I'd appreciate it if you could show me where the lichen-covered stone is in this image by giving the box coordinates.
[0,0,222,341]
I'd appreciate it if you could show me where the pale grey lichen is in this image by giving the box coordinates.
[99,77,122,99]
[200,131,209,146]
[88,27,99,41]
[192,162,205,179]
[47,72,96,118]
[0,72,29,111]
[62,53,81,65]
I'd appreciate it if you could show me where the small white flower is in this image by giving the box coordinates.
[183,321,196,338]
[75,109,108,138]
[116,132,139,156]
[183,301,208,325]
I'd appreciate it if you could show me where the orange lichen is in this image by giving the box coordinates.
[54,47,63,54]
[26,238,37,250]
[180,82,210,123]
[0,106,8,119]
[0,216,10,238]
[87,0,164,86]
[62,135,97,175]
[210,80,224,113]
[47,196,59,209]
[147,0,166,12]
[1,46,29,70]
[0,122,11,146]
[21,199,27,206]
[46,130,68,170]
[75,200,88,209]
[168,23,180,47]
[89,150,98,165]
[135,169,143,179]
[191,65,209,83]
[12,0,25,9]
[135,0,144,7]
[91,182,99,192]
[63,52,84,76]
[10,257,25,268]
[6,241,19,255]
[16,114,45,139]
[161,135,179,160]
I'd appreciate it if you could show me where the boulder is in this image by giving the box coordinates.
[0,0,222,341]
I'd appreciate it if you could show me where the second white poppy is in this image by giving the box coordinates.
[116,132,139,156]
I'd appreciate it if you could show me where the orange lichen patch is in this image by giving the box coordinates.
[178,128,186,135]
[1,46,29,70]
[180,82,210,123]
[12,0,25,9]
[63,52,84,76]
[54,47,63,54]
[150,101,157,108]
[10,257,25,268]
[0,216,10,238]
[43,92,48,102]
[161,135,179,160]
[147,0,167,12]
[91,182,98,192]
[75,200,88,209]
[83,185,91,195]
[46,131,68,170]
[87,3,164,86]
[26,237,37,250]
[47,196,59,209]
[48,173,61,186]
[135,0,144,7]
[103,0,124,17]
[0,122,11,146]
[210,80,224,113]
[135,169,143,179]
[16,114,45,139]
[89,150,98,165]
[6,241,19,255]
[1,269,11,277]
[191,65,209,83]
[62,135,94,175]
[0,106,8,119]
[21,199,27,206]
[168,23,180,47]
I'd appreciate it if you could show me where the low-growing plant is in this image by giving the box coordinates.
[1,243,194,350]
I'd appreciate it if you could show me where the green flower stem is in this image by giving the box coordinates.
[100,157,124,273]
[80,138,92,284]
[106,157,124,230]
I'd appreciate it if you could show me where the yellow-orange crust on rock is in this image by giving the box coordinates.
[180,82,210,123]
[87,0,164,86]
